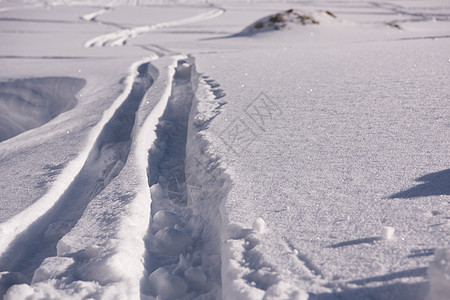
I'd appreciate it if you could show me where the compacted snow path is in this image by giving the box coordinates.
[141,57,230,299]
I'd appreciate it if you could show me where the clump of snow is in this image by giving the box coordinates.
[175,62,192,79]
[74,255,124,285]
[31,257,74,284]
[253,217,266,234]
[152,227,194,254]
[237,8,339,36]
[150,183,165,201]
[152,210,181,232]
[428,247,450,300]
[148,267,188,299]
[4,279,104,300]
[381,226,395,240]
[73,245,102,261]
[3,284,34,300]
[264,281,309,300]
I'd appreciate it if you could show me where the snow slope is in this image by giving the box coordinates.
[0,0,449,299]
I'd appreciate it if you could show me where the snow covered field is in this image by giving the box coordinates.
[0,0,449,299]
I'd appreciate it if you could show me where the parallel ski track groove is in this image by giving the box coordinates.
[0,61,154,284]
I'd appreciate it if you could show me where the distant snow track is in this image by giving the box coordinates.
[80,7,112,22]
[84,8,225,48]
[0,59,155,287]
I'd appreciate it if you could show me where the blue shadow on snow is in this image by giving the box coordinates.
[389,168,450,199]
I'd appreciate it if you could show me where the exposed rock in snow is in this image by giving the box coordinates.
[237,8,339,36]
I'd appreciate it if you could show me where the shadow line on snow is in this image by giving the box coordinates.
[329,236,381,248]
[0,17,81,24]
[408,248,435,258]
[348,267,427,286]
[389,168,450,199]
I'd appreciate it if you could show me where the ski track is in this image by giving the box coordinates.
[84,7,225,48]
[0,58,155,285]
[0,5,229,293]
[80,6,126,30]
[80,7,112,22]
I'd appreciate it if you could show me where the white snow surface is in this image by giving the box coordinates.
[0,0,449,299]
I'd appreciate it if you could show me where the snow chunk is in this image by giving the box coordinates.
[32,257,74,284]
[150,183,165,201]
[253,217,266,234]
[74,245,103,261]
[152,227,194,253]
[175,61,192,79]
[173,254,190,276]
[148,267,188,299]
[381,226,395,240]
[4,284,34,300]
[428,247,450,300]
[75,255,123,285]
[4,279,104,300]
[152,210,180,232]
[263,281,308,300]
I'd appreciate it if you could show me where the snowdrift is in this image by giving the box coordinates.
[0,77,85,142]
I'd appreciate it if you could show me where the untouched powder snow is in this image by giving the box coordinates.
[0,0,449,299]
